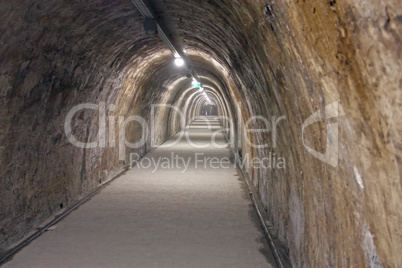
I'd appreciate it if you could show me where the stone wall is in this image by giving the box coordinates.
[0,0,400,267]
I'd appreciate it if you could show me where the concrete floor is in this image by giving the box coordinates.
[4,117,277,268]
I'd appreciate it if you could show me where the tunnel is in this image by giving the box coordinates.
[0,0,401,267]
[200,104,218,116]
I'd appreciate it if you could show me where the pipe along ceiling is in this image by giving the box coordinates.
[0,0,401,267]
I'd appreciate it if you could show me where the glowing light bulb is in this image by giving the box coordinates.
[174,58,184,67]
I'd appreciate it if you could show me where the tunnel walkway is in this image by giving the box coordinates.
[4,116,276,268]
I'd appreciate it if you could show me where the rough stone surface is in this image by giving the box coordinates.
[0,0,401,267]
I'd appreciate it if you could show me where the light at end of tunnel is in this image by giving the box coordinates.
[174,58,185,67]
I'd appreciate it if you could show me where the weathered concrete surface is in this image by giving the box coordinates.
[3,118,277,268]
[0,0,401,267]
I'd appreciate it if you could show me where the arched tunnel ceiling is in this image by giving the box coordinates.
[0,0,401,267]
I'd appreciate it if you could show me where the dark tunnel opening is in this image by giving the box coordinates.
[200,104,218,116]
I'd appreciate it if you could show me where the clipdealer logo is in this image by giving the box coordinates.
[64,101,341,167]
[302,101,340,167]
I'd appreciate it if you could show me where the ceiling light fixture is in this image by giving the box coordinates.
[192,80,201,88]
[174,58,185,67]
